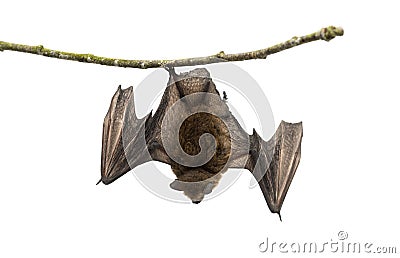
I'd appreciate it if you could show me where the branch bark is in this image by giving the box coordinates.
[0,26,343,69]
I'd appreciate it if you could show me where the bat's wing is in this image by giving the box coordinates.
[99,86,170,185]
[229,121,303,219]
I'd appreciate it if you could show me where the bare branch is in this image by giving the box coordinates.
[0,26,343,69]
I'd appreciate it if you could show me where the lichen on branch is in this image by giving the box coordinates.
[0,26,343,69]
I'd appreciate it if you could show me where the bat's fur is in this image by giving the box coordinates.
[171,112,230,202]
[162,69,232,203]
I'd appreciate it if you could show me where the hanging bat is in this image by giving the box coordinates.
[98,67,303,219]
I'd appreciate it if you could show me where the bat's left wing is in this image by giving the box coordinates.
[98,86,170,185]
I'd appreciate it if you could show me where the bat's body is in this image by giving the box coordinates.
[170,111,230,203]
[99,68,303,217]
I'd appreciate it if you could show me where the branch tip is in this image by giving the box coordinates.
[320,26,344,41]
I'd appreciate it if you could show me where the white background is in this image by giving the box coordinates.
[0,0,399,257]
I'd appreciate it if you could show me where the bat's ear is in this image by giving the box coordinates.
[169,180,184,191]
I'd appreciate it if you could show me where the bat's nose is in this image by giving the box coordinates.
[192,200,202,204]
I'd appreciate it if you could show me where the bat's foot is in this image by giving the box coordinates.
[164,65,178,77]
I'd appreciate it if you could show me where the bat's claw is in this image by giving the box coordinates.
[96,178,102,185]
[164,65,178,77]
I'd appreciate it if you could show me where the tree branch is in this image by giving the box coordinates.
[0,26,343,69]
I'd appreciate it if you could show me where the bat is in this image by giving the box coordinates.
[98,67,303,219]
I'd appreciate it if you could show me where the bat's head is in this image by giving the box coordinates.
[169,173,220,204]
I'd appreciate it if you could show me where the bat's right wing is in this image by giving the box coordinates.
[245,121,303,219]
